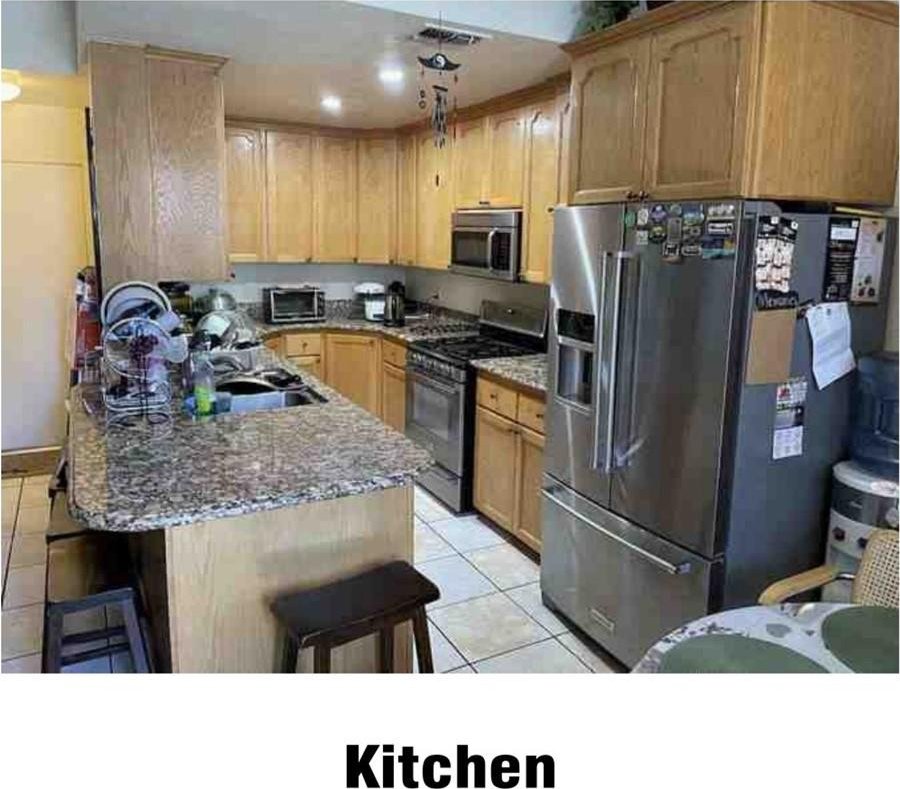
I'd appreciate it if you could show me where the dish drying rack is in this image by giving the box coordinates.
[101,317,186,423]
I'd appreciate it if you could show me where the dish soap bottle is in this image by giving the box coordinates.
[192,352,216,416]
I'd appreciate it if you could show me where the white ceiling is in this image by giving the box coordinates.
[75,0,572,128]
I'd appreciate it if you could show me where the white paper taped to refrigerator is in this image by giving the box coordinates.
[805,302,855,389]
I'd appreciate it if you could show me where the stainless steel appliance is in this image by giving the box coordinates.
[542,201,896,667]
[262,286,325,324]
[384,281,406,327]
[407,301,546,511]
[450,210,521,281]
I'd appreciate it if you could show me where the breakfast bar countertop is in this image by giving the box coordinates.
[67,351,432,533]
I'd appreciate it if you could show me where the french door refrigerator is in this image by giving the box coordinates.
[541,201,895,667]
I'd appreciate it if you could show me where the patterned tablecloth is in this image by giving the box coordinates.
[633,603,867,673]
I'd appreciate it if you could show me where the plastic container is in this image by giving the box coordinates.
[850,352,899,478]
[192,352,216,416]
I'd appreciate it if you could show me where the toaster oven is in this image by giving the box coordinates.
[262,287,326,324]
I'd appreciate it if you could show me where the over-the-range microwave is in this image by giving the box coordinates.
[450,210,521,281]
[262,286,326,324]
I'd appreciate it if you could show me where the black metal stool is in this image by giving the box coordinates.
[271,561,440,673]
[42,498,149,673]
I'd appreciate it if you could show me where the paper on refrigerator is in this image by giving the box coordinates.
[805,302,855,389]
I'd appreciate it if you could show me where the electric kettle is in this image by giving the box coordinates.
[383,281,406,327]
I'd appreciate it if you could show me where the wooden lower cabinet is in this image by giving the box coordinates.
[474,377,546,553]
[324,333,380,414]
[515,426,545,553]
[289,354,322,379]
[473,406,519,532]
[381,362,407,433]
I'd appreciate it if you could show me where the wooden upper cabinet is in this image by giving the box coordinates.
[522,100,561,284]
[564,0,897,204]
[643,2,759,199]
[357,137,397,264]
[749,0,898,204]
[397,134,417,264]
[568,36,649,204]
[453,111,526,208]
[89,42,228,288]
[416,132,452,269]
[313,136,357,262]
[453,117,488,208]
[265,130,314,262]
[485,108,527,207]
[225,127,266,263]
[149,55,227,280]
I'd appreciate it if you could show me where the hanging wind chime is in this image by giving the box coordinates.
[416,16,460,149]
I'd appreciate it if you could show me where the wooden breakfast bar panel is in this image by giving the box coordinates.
[162,484,413,673]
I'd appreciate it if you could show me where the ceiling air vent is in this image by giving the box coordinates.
[413,24,488,47]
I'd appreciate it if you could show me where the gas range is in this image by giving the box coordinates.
[407,335,538,383]
[405,300,546,513]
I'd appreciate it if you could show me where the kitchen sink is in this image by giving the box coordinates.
[222,388,326,414]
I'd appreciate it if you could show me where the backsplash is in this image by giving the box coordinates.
[190,263,407,303]
[404,268,549,315]
[193,263,549,319]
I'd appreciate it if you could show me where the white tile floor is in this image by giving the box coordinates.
[414,486,621,674]
[1,475,135,674]
[1,477,621,674]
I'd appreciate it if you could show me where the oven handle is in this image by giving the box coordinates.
[407,368,463,398]
[541,487,692,576]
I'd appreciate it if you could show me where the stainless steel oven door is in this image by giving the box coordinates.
[405,368,466,474]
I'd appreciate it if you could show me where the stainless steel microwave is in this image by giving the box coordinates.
[262,286,325,324]
[450,210,521,281]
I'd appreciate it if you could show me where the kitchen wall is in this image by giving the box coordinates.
[0,1,77,73]
[1,73,92,453]
[194,263,549,318]
[190,263,407,304]
[404,268,549,315]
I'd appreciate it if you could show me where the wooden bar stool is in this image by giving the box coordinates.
[42,499,149,673]
[271,561,440,673]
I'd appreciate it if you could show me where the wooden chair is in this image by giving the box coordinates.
[759,529,899,608]
[271,561,440,673]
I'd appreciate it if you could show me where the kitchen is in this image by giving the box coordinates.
[2,0,898,677]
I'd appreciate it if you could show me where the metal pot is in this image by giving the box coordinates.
[201,288,237,313]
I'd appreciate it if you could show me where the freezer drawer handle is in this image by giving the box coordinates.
[541,487,692,576]
[589,607,616,633]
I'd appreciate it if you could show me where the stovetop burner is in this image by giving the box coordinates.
[411,335,537,364]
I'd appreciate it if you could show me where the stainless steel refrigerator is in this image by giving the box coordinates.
[541,201,895,667]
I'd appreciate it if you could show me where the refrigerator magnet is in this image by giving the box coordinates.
[850,217,886,304]
[772,377,807,460]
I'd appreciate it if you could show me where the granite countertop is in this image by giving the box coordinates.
[471,354,548,395]
[68,351,432,532]
[256,313,477,344]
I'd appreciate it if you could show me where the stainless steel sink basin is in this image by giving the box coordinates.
[222,389,324,414]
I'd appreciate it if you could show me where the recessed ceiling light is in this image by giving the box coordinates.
[321,95,342,113]
[379,67,404,85]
